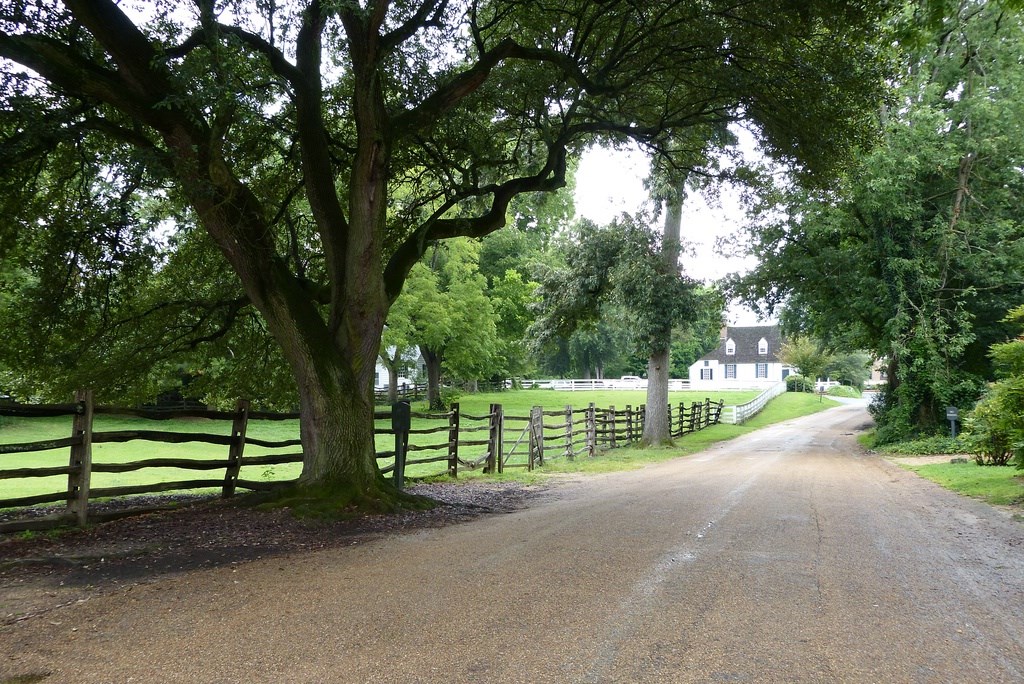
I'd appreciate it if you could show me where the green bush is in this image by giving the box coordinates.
[826,385,861,398]
[964,377,1024,466]
[785,374,813,393]
[964,305,1024,468]
[878,434,970,455]
[439,385,463,409]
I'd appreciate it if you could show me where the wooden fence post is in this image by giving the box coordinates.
[625,404,633,443]
[527,406,537,471]
[704,398,711,429]
[609,405,617,449]
[689,401,699,433]
[448,402,460,478]
[564,405,574,460]
[533,406,545,468]
[586,403,596,457]
[222,399,251,498]
[639,404,646,441]
[67,389,94,527]
[393,401,411,489]
[485,403,502,474]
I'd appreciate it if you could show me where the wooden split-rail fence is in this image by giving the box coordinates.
[0,392,723,532]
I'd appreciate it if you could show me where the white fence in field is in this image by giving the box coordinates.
[520,377,789,425]
[520,378,675,391]
[721,381,788,425]
[519,378,781,393]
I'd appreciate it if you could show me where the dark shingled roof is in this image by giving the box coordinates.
[700,325,784,364]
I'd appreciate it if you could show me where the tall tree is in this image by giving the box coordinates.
[388,239,498,409]
[0,1,893,504]
[642,182,684,445]
[778,336,833,385]
[730,1,1024,441]
[486,268,540,381]
[531,216,700,400]
[640,122,734,444]
[670,287,727,378]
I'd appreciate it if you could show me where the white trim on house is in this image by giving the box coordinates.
[375,347,425,389]
[688,325,794,390]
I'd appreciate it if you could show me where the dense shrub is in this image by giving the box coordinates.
[965,306,1024,468]
[439,386,463,409]
[786,374,813,392]
[965,377,1024,466]
[826,385,861,398]
[878,435,970,455]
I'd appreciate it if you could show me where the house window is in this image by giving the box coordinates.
[758,337,768,355]
[756,363,768,378]
[725,338,736,355]
[725,364,736,379]
[700,368,713,380]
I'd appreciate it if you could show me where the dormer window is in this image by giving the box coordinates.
[758,337,768,355]
[725,338,736,355]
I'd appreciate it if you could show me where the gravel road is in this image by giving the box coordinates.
[3,402,1023,683]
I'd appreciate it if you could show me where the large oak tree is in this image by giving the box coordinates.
[0,0,891,504]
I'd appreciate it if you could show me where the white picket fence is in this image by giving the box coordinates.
[520,378,691,391]
[519,377,789,426]
[721,381,788,424]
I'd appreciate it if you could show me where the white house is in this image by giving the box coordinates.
[688,325,792,389]
[375,347,425,389]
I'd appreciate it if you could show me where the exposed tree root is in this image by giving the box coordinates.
[253,478,437,520]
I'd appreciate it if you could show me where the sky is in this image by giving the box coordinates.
[572,144,769,326]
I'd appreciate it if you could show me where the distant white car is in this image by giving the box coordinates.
[618,375,643,388]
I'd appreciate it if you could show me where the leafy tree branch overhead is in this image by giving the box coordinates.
[0,0,894,502]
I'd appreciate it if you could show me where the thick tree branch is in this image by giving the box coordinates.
[206,24,305,91]
[393,37,616,136]
[292,0,350,301]
[381,0,449,51]
[381,143,567,301]
[0,33,175,131]
[61,0,165,95]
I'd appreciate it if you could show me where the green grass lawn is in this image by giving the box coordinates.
[897,460,1024,508]
[863,429,1024,512]
[0,413,306,503]
[422,388,760,417]
[532,391,840,476]
[0,388,761,506]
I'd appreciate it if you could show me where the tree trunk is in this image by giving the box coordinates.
[644,347,671,443]
[643,179,685,446]
[382,353,400,404]
[421,345,444,410]
[295,359,382,494]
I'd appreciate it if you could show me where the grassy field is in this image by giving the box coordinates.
[0,388,761,505]
[888,458,1024,511]
[14,389,1021,518]
[862,429,1024,513]
[897,460,1024,509]
[534,391,840,476]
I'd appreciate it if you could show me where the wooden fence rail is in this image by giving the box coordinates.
[0,393,724,532]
